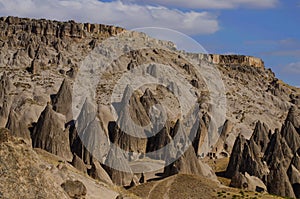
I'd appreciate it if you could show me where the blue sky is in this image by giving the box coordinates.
[0,0,299,86]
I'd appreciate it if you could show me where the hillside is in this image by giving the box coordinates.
[0,16,299,198]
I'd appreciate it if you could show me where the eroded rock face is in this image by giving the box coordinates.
[288,150,300,198]
[5,109,31,141]
[51,78,73,122]
[225,134,247,178]
[227,109,300,198]
[61,180,87,199]
[230,172,267,193]
[0,128,70,199]
[0,16,124,40]
[250,121,269,153]
[264,131,293,169]
[1,16,300,198]
[31,104,72,161]
[164,146,208,177]
[225,133,269,179]
[0,73,13,127]
[71,154,87,174]
[72,99,110,165]
[211,54,264,68]
[285,106,300,130]
[267,163,296,198]
[280,121,300,153]
[103,147,134,186]
[88,160,113,185]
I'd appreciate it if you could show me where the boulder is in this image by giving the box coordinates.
[61,180,87,199]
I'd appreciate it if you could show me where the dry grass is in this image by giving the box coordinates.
[129,174,285,199]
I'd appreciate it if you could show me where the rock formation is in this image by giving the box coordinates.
[227,109,300,198]
[1,16,300,199]
[89,160,113,185]
[31,104,73,161]
[103,147,134,186]
[61,180,87,199]
[250,121,269,153]
[0,128,70,199]
[71,154,87,174]
[0,73,13,127]
[267,163,296,198]
[164,146,206,177]
[230,172,267,193]
[5,109,31,141]
[51,78,73,122]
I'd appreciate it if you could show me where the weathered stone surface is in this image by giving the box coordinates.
[72,99,110,165]
[230,172,267,193]
[0,16,124,39]
[213,119,233,156]
[0,129,70,199]
[285,106,300,130]
[267,163,296,199]
[264,131,293,169]
[32,104,72,161]
[103,147,133,186]
[146,124,173,160]
[250,121,270,153]
[288,150,300,198]
[225,134,247,178]
[109,86,150,155]
[164,146,210,178]
[88,160,113,185]
[211,54,264,68]
[71,154,87,174]
[226,108,300,198]
[281,121,300,153]
[61,180,87,199]
[192,116,209,158]
[0,73,13,127]
[5,109,31,141]
[51,78,73,121]
[226,133,269,179]
[1,16,300,199]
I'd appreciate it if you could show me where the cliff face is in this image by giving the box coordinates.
[0,16,124,39]
[0,16,299,198]
[211,54,264,68]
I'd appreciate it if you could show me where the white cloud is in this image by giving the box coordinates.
[284,62,300,74]
[125,0,279,9]
[0,0,219,35]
